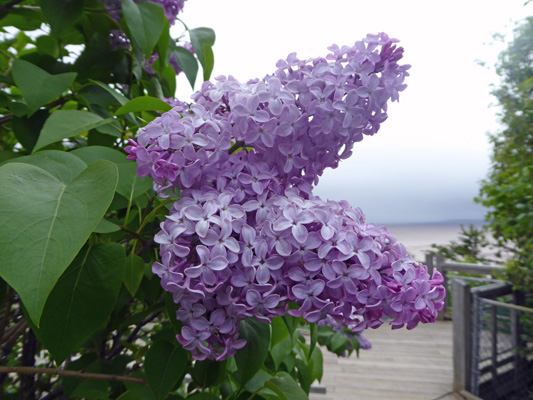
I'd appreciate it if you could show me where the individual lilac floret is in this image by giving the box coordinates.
[126,34,446,361]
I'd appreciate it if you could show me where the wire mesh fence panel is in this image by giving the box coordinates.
[472,296,533,400]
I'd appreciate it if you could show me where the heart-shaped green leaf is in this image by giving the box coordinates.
[12,59,77,115]
[72,146,152,201]
[122,0,166,57]
[0,160,118,326]
[34,110,114,153]
[31,243,125,363]
[4,150,87,183]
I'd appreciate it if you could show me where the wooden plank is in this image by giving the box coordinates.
[310,321,454,400]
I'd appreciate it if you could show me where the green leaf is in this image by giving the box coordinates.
[34,110,113,152]
[329,332,349,356]
[35,36,60,58]
[11,60,77,115]
[5,150,87,184]
[71,146,153,201]
[190,359,227,388]
[117,390,154,400]
[161,63,177,98]
[124,252,145,296]
[244,368,273,394]
[88,80,129,106]
[115,96,172,116]
[309,346,323,383]
[264,372,308,400]
[0,160,118,325]
[157,19,171,70]
[270,337,293,370]
[201,46,214,82]
[235,318,270,385]
[282,312,300,337]
[0,8,43,31]
[11,110,49,153]
[94,218,120,233]
[172,46,198,89]
[0,151,22,165]
[145,340,187,400]
[309,323,318,360]
[61,354,98,397]
[31,243,125,363]
[41,0,83,35]
[295,358,312,394]
[270,316,289,348]
[122,0,166,57]
[189,28,215,79]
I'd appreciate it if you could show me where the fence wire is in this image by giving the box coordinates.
[472,296,533,400]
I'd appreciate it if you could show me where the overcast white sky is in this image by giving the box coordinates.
[174,0,532,224]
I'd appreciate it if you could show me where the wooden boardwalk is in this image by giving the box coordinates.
[310,321,461,400]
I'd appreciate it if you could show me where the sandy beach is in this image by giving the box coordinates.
[382,222,486,261]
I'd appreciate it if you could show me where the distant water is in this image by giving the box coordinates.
[380,221,486,261]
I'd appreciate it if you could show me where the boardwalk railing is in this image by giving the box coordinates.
[471,296,533,399]
[427,254,533,399]
[424,254,505,320]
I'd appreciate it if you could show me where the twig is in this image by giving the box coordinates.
[40,387,64,400]
[21,330,37,399]
[0,287,14,344]
[0,0,23,19]
[0,366,146,385]
[106,311,162,360]
[120,226,145,242]
[1,318,28,348]
[0,114,12,125]
[136,238,155,257]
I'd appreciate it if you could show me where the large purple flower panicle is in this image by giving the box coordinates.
[126,33,446,361]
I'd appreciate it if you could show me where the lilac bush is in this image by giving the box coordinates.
[126,33,445,361]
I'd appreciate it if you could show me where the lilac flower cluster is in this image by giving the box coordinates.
[126,33,445,361]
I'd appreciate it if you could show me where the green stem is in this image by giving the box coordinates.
[120,226,144,242]
[228,141,246,155]
[136,194,156,233]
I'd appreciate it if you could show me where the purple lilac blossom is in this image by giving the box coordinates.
[126,33,446,361]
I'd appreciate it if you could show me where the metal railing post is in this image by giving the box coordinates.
[453,277,472,392]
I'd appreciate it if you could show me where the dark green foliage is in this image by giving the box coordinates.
[476,17,533,293]
[0,2,323,399]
